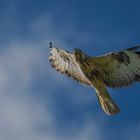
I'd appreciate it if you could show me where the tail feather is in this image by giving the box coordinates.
[97,94,120,115]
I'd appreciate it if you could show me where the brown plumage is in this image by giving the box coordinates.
[49,42,140,115]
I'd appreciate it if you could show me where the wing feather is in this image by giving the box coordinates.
[94,48,140,88]
[49,47,90,86]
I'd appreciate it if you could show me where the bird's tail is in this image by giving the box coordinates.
[96,90,120,115]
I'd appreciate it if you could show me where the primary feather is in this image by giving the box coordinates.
[49,46,90,86]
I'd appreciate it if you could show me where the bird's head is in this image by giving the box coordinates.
[74,48,87,62]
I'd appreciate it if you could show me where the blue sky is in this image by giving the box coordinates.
[1,0,140,140]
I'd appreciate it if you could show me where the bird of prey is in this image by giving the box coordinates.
[49,42,140,115]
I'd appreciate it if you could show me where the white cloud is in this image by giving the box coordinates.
[0,42,46,94]
[0,37,101,140]
[1,6,140,140]
[0,96,49,140]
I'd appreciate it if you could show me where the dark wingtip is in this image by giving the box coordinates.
[49,42,52,48]
[126,45,140,51]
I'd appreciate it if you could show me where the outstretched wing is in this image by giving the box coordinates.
[94,46,140,88]
[49,46,90,86]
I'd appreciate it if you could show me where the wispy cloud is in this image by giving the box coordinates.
[1,3,140,140]
[0,12,101,139]
[0,39,104,140]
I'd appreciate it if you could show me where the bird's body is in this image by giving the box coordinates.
[49,42,140,115]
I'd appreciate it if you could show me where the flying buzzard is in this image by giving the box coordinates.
[49,42,140,115]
